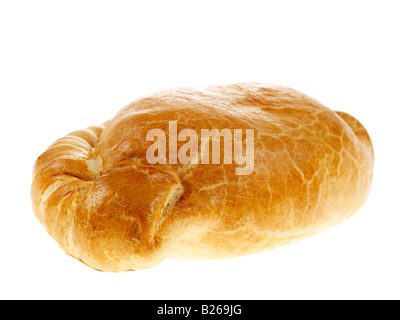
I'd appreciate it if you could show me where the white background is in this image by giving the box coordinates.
[0,0,399,300]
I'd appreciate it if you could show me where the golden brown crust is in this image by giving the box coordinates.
[31,83,374,271]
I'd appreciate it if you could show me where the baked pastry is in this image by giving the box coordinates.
[31,83,374,272]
